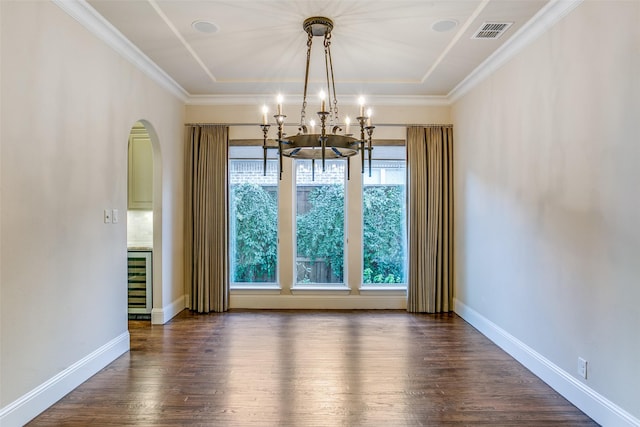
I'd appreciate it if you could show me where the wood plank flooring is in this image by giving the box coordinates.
[28,310,598,426]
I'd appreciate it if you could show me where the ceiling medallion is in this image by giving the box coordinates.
[259,16,375,179]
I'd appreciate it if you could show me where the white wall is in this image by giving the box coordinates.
[0,1,185,423]
[453,1,639,423]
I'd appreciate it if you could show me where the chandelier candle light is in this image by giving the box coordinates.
[260,16,375,179]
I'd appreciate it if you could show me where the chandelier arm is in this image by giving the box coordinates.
[320,112,328,171]
[367,125,375,177]
[359,117,366,174]
[301,31,313,127]
[261,124,270,176]
[277,117,286,180]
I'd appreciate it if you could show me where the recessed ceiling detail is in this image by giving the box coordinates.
[471,22,513,39]
[84,0,550,100]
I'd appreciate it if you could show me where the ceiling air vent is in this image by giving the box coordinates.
[471,22,513,39]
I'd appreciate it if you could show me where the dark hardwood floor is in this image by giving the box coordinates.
[28,310,597,426]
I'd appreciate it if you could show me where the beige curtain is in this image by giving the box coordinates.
[406,126,454,313]
[185,125,229,313]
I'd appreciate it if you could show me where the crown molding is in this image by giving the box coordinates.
[186,94,451,107]
[448,0,584,103]
[52,0,189,102]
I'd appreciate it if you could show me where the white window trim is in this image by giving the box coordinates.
[230,284,282,294]
[293,159,347,287]
[361,156,407,289]
[228,157,280,287]
[359,286,407,296]
[290,285,351,295]
[228,148,409,308]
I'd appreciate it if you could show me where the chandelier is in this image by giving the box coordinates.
[260,16,374,179]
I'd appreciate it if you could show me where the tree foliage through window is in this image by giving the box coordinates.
[363,185,405,284]
[230,183,277,282]
[296,184,344,282]
[231,180,405,285]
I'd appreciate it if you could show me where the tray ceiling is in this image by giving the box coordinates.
[85,0,551,103]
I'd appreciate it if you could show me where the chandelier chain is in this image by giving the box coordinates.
[324,32,339,125]
[301,31,313,126]
[324,32,338,124]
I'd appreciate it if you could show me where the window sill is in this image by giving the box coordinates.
[359,286,407,296]
[230,284,282,294]
[290,285,351,295]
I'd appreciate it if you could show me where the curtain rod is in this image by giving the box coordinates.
[184,123,452,128]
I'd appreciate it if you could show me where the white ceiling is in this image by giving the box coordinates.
[83,0,551,104]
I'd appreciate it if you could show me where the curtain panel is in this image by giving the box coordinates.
[185,125,229,313]
[406,126,454,313]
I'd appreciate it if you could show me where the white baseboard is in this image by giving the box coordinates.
[230,294,407,310]
[151,294,186,324]
[454,298,640,427]
[0,332,130,427]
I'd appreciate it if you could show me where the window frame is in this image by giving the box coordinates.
[360,154,408,290]
[227,140,408,299]
[292,158,349,289]
[228,154,280,290]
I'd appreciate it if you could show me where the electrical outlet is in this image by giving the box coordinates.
[578,357,588,379]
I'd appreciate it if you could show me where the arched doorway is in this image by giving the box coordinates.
[126,120,161,322]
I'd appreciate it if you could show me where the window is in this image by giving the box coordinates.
[362,156,407,287]
[229,149,278,287]
[295,160,346,285]
[228,143,407,296]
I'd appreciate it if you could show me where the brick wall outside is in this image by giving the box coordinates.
[229,159,405,186]
[229,159,346,185]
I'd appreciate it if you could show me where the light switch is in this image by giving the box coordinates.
[104,209,112,224]
[112,209,119,224]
